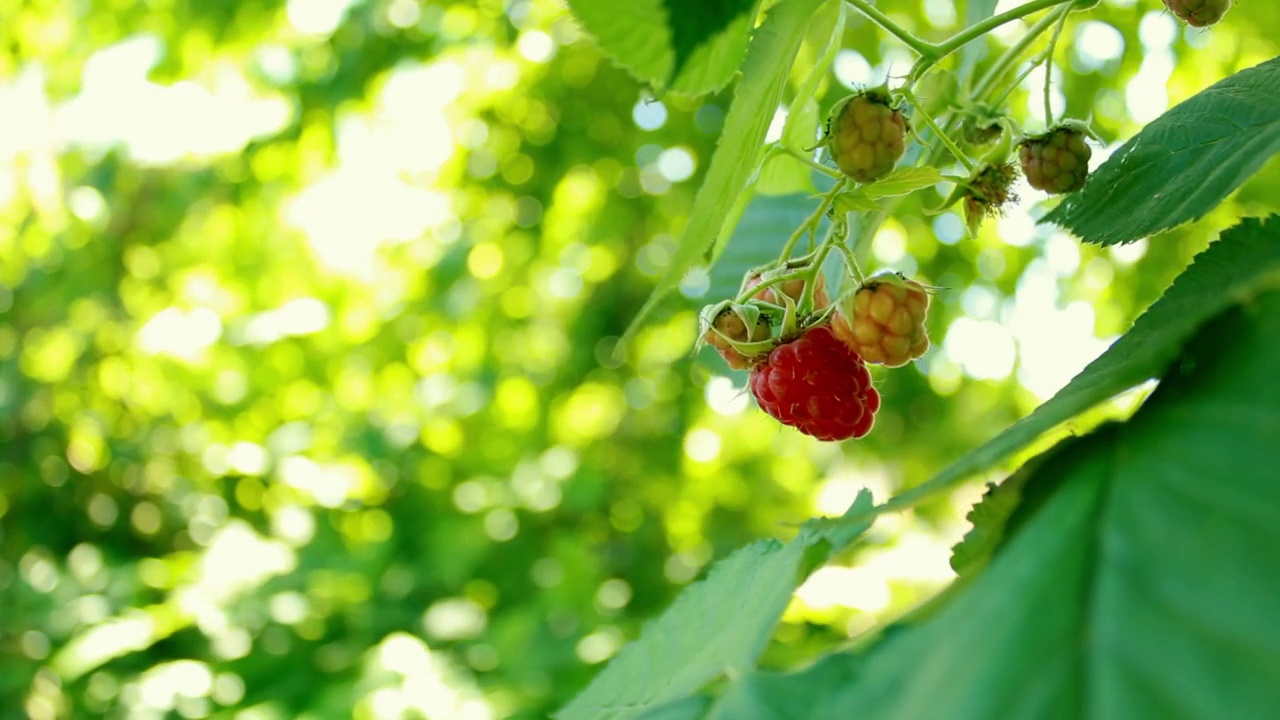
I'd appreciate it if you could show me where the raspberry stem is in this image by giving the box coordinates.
[780,178,846,261]
[842,0,934,57]
[1042,5,1071,126]
[836,242,866,285]
[780,145,842,179]
[932,0,1075,62]
[972,3,1071,100]
[897,86,975,173]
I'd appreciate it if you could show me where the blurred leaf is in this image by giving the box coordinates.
[958,0,1001,89]
[637,695,713,720]
[705,193,820,302]
[888,215,1280,510]
[1044,55,1280,245]
[832,190,881,213]
[706,287,1280,717]
[556,491,874,720]
[782,97,820,151]
[620,0,827,348]
[566,0,673,90]
[862,166,943,199]
[755,154,817,196]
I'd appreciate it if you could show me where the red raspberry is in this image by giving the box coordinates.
[749,325,880,441]
[825,89,908,184]
[1018,127,1092,194]
[832,273,929,367]
[1163,0,1231,27]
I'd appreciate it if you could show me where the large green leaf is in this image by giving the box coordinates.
[565,0,671,90]
[662,0,756,88]
[619,0,827,349]
[566,0,758,98]
[555,491,874,720]
[710,287,1280,718]
[877,215,1280,515]
[1043,55,1280,245]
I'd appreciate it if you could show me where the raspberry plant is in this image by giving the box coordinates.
[560,0,1280,717]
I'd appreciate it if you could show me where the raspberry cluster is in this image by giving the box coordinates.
[749,325,880,441]
[825,89,908,184]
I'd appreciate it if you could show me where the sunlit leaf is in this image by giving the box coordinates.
[556,491,874,720]
[662,0,757,89]
[861,166,943,199]
[567,0,758,98]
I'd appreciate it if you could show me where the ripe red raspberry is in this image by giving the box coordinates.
[1018,127,1092,194]
[1163,0,1231,27]
[825,89,908,184]
[703,304,771,370]
[744,269,830,309]
[832,272,929,367]
[749,324,879,441]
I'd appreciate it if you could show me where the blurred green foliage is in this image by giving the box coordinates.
[0,0,1276,718]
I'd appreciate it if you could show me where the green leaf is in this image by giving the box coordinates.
[782,97,820,152]
[662,0,756,86]
[946,472,1028,578]
[832,190,881,213]
[566,0,671,90]
[636,695,713,720]
[566,0,758,98]
[755,155,816,196]
[861,166,944,199]
[880,215,1280,516]
[556,491,874,720]
[712,287,1280,717]
[1043,55,1280,245]
[618,0,827,350]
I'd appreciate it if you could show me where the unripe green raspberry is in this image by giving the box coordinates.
[825,89,908,184]
[1018,127,1092,195]
[1163,0,1231,27]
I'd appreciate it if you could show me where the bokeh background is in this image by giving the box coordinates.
[1,0,1276,717]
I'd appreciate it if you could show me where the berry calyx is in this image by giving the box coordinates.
[700,301,772,370]
[960,104,1008,148]
[1163,0,1231,27]
[749,324,879,441]
[1018,126,1092,195]
[832,272,930,367]
[743,268,830,310]
[825,89,908,184]
[959,160,1019,236]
